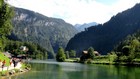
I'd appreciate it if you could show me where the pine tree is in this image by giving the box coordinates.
[56,47,66,62]
[87,47,95,59]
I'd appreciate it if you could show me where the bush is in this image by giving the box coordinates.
[108,54,117,62]
[26,64,31,68]
[86,59,93,64]
[118,56,128,62]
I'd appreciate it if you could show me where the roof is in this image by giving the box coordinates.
[82,50,100,55]
[82,51,88,54]
[94,51,99,54]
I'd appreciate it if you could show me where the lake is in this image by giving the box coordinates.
[11,60,140,79]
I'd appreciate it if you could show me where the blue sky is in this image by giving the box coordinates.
[95,0,118,5]
[8,0,140,25]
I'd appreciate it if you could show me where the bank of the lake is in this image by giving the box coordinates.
[9,60,140,79]
[1,68,30,79]
[0,62,31,79]
[65,56,140,66]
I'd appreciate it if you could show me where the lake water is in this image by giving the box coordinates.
[11,60,140,79]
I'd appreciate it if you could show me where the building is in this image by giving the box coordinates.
[82,50,100,56]
[20,46,28,51]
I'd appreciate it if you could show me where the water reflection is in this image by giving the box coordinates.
[10,60,140,79]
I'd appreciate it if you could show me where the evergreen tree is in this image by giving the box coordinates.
[56,47,66,62]
[87,47,95,59]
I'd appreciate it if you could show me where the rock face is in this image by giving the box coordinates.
[10,7,78,58]
[66,3,140,56]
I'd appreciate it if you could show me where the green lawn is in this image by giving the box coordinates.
[0,52,10,66]
[65,58,80,62]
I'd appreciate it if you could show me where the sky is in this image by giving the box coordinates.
[7,0,140,25]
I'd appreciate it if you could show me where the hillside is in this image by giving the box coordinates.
[66,3,140,56]
[114,30,140,61]
[10,7,77,58]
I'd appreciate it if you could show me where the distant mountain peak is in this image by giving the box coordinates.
[74,22,98,32]
[66,3,140,56]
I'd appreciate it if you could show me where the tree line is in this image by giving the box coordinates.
[4,40,48,59]
[56,47,95,62]
[113,30,140,62]
[56,47,77,62]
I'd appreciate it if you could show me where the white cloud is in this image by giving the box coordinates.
[8,0,140,25]
[110,0,140,15]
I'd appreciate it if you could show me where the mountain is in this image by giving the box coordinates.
[66,3,140,56]
[75,22,98,32]
[10,7,78,58]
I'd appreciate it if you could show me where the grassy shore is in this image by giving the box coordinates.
[65,58,80,62]
[91,60,140,66]
[65,55,140,66]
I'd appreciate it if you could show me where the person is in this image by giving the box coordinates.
[0,60,2,67]
[12,59,16,68]
[2,60,6,68]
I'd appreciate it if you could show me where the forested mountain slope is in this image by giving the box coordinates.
[66,3,140,56]
[10,7,77,58]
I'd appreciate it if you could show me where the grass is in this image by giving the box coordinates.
[66,55,140,66]
[65,58,80,62]
[0,52,31,78]
[132,59,140,62]
[0,52,10,66]
[21,63,26,68]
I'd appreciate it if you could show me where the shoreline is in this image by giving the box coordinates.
[1,68,31,79]
[65,59,140,66]
[91,61,140,66]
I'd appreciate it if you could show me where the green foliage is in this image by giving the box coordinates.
[0,37,7,51]
[80,47,95,63]
[56,47,66,62]
[0,0,14,37]
[24,42,48,59]
[69,50,76,58]
[0,0,14,51]
[4,40,48,59]
[66,3,140,56]
[84,59,93,64]
[35,52,43,60]
[65,50,76,59]
[87,47,95,59]
[114,30,140,62]
[122,46,131,56]
[65,51,69,59]
[108,52,117,62]
[10,7,77,58]
[0,52,10,66]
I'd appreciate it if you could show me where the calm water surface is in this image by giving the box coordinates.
[10,60,140,79]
